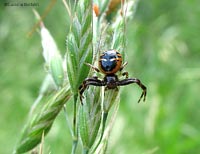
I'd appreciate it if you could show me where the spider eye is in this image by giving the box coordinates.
[101,59,107,61]
[109,58,116,61]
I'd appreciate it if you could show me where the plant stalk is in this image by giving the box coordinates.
[72,94,78,154]
[91,112,108,153]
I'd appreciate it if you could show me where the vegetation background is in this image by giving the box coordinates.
[0,0,199,153]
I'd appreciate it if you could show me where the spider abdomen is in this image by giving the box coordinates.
[99,49,122,74]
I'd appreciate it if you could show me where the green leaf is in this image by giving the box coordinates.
[78,105,89,147]
[82,9,92,36]
[50,55,64,87]
[66,0,93,96]
[72,18,81,48]
[14,87,71,153]
[78,87,102,149]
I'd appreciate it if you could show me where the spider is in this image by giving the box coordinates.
[79,49,147,104]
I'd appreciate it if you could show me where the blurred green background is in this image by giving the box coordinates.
[0,0,200,153]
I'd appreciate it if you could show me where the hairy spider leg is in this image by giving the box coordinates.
[120,61,128,71]
[84,62,100,72]
[116,78,147,103]
[120,62,129,78]
[78,77,106,104]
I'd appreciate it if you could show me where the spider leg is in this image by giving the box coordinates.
[79,77,105,104]
[122,72,129,79]
[120,62,129,79]
[85,62,100,73]
[120,61,128,71]
[116,78,147,103]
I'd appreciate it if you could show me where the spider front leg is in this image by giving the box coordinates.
[78,77,105,104]
[120,62,128,71]
[117,78,147,103]
[120,62,129,79]
[85,62,100,73]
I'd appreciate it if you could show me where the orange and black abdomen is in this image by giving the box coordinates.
[99,50,122,74]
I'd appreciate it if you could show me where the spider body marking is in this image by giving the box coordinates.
[79,49,147,104]
[99,50,122,74]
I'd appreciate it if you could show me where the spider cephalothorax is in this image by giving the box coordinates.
[79,49,147,104]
